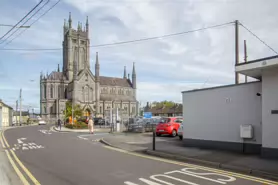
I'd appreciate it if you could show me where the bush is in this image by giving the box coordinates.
[65,121,88,129]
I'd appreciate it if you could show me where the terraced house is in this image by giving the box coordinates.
[40,13,138,119]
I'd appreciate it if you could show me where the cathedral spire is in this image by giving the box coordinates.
[95,52,100,81]
[77,21,81,31]
[132,62,136,89]
[123,66,127,79]
[86,16,89,33]
[68,12,72,28]
[96,52,99,65]
[132,62,136,75]
[64,19,67,28]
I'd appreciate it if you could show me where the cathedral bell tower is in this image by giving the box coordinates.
[62,12,90,82]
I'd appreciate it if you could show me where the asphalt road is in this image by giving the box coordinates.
[2,125,277,185]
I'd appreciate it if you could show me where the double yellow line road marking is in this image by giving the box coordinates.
[0,130,40,185]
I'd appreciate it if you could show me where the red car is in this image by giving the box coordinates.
[156,117,183,137]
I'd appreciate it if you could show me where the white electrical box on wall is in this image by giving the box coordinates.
[240,125,253,139]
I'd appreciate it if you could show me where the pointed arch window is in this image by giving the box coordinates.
[64,86,68,99]
[43,84,46,99]
[50,84,54,98]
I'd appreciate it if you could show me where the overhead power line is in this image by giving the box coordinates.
[1,0,61,47]
[240,22,278,55]
[0,0,51,45]
[0,21,234,51]
[0,0,44,41]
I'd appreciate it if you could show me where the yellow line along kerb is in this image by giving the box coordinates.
[10,149,41,184]
[103,145,278,185]
[0,131,6,148]
[2,129,41,185]
[2,130,10,148]
[5,150,30,185]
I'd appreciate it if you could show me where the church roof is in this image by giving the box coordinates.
[99,76,132,87]
[48,71,64,80]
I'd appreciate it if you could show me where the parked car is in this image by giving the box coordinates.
[178,123,183,140]
[127,117,161,133]
[38,120,46,125]
[155,117,183,137]
[94,118,105,125]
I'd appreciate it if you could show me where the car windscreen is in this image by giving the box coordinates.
[159,118,171,124]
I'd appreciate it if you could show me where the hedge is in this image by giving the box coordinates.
[65,121,88,129]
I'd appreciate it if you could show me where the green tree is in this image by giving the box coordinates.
[64,102,83,119]
[152,101,176,108]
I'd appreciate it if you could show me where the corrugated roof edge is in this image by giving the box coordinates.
[236,55,278,66]
[181,81,261,94]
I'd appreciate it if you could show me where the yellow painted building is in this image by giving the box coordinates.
[0,99,13,127]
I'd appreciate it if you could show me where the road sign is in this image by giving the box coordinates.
[143,112,152,118]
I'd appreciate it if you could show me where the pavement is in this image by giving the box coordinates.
[101,133,278,181]
[1,125,277,185]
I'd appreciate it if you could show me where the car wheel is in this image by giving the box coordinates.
[179,135,183,140]
[172,130,177,137]
[156,133,161,137]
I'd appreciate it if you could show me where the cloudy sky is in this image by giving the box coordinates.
[0,0,277,112]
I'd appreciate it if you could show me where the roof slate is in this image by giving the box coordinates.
[48,71,64,80]
[99,76,133,87]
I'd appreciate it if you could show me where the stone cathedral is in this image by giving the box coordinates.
[40,13,138,119]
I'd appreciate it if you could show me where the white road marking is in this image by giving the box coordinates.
[17,138,26,144]
[124,179,161,185]
[150,174,199,185]
[29,146,37,149]
[180,168,236,183]
[14,138,45,151]
[124,167,237,185]
[39,130,52,135]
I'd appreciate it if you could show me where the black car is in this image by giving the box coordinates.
[94,118,105,125]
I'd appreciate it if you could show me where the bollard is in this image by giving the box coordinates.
[153,130,156,151]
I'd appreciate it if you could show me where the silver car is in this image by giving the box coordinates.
[178,124,183,140]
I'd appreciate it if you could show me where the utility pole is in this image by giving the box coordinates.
[32,108,34,119]
[16,100,18,126]
[235,20,239,84]
[244,40,248,83]
[19,88,22,126]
